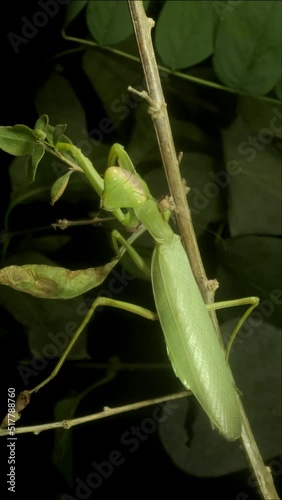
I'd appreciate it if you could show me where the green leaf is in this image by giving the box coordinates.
[86,0,149,46]
[0,253,90,361]
[44,123,72,147]
[51,170,73,205]
[44,123,56,146]
[64,0,89,27]
[155,1,216,70]
[0,124,37,156]
[213,1,282,96]
[25,143,45,183]
[0,259,119,299]
[53,123,68,145]
[34,114,49,132]
[4,151,97,241]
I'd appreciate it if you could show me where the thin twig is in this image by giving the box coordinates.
[0,391,189,436]
[53,216,115,230]
[127,2,280,500]
[60,30,282,106]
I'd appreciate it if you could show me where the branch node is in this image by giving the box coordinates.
[128,86,166,119]
[207,279,219,293]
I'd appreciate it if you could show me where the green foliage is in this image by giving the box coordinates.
[86,0,150,46]
[51,170,73,205]
[26,143,45,183]
[0,125,38,156]
[0,253,90,361]
[155,1,217,69]
[213,1,282,96]
[66,0,282,98]
[0,259,118,299]
[64,0,89,28]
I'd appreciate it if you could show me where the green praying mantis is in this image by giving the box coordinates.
[96,143,258,441]
[0,129,259,441]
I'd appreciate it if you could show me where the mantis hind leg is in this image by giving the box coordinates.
[28,297,158,396]
[111,231,259,363]
[206,297,259,360]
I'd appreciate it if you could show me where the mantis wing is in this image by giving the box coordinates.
[152,234,242,441]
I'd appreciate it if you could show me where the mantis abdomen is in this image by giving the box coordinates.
[151,234,242,441]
